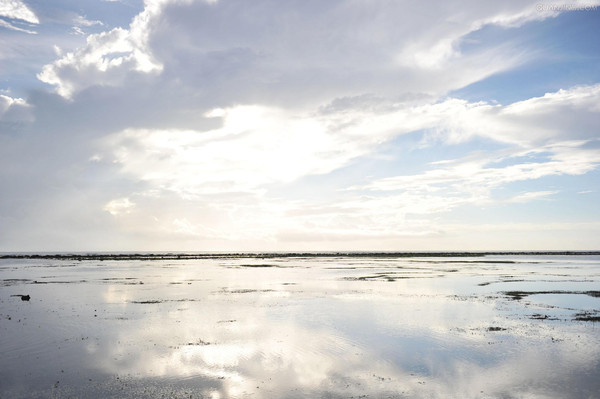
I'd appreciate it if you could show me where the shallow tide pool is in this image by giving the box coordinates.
[1,254,599,398]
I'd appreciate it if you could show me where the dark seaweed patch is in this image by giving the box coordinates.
[100,278,143,285]
[1,279,32,286]
[504,291,529,300]
[130,298,199,304]
[101,278,137,281]
[530,314,557,320]
[222,289,275,294]
[411,260,518,264]
[342,274,436,282]
[186,339,211,346]
[574,312,600,322]
[504,290,600,301]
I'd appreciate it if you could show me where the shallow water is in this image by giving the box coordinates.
[1,254,599,398]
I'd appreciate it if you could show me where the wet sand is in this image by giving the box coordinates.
[1,253,599,398]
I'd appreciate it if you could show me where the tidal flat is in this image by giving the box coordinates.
[1,253,599,398]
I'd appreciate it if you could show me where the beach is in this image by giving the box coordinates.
[1,253,599,398]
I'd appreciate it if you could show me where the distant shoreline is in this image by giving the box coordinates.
[1,251,599,260]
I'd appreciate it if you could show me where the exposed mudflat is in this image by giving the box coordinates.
[1,253,599,398]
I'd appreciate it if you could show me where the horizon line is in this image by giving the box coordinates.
[2,250,600,260]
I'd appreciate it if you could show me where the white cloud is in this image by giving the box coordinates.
[74,15,104,27]
[0,94,33,123]
[99,99,457,198]
[328,85,600,241]
[359,84,600,198]
[508,190,558,203]
[71,26,85,36]
[0,0,39,24]
[103,105,368,196]
[37,1,163,98]
[393,0,558,70]
[0,0,38,33]
[71,16,104,36]
[0,17,35,33]
[354,141,598,233]
[365,144,598,193]
[0,93,26,112]
[415,84,600,147]
[103,197,135,216]
[37,0,554,101]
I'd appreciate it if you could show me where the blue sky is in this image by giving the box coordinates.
[1,0,599,251]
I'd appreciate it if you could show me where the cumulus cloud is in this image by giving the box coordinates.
[37,1,163,98]
[0,94,34,125]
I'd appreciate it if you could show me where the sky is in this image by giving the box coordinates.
[0,0,599,252]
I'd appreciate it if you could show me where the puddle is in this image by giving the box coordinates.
[527,293,600,310]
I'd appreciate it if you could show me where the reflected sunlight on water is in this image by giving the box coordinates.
[1,254,599,398]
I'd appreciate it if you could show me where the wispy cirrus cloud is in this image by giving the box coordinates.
[0,0,39,24]
[508,190,558,203]
[360,85,600,203]
[0,0,39,33]
[71,15,104,36]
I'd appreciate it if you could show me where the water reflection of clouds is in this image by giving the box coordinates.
[2,257,600,398]
[95,308,401,397]
[90,279,600,399]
